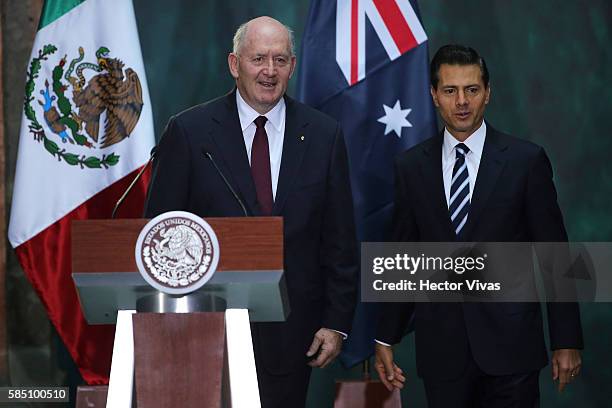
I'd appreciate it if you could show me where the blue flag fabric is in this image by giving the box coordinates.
[296,0,437,367]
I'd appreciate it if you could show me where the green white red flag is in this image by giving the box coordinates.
[8,0,154,383]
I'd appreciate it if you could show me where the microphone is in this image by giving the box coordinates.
[111,146,158,219]
[202,148,249,216]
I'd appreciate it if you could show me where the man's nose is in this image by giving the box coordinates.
[263,58,277,74]
[456,90,468,106]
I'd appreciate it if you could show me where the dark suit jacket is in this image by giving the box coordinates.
[378,125,583,380]
[144,90,358,374]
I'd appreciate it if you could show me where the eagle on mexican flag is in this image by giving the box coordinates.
[8,0,154,384]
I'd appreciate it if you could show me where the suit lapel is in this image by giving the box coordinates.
[273,96,309,215]
[420,135,456,239]
[209,90,260,215]
[461,126,508,240]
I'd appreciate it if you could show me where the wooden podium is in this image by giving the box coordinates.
[72,217,288,408]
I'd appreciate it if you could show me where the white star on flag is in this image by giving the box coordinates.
[377,100,413,138]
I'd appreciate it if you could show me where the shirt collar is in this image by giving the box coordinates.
[443,120,487,161]
[236,89,285,132]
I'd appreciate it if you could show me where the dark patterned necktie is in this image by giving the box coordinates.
[251,116,273,215]
[449,143,470,235]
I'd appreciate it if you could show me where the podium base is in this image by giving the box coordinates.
[334,379,401,407]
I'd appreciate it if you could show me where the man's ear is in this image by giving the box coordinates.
[228,53,239,79]
[288,55,297,79]
[430,85,440,107]
[484,84,491,105]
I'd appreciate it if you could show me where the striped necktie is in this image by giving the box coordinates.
[449,143,470,236]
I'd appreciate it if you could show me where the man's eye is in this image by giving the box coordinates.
[444,89,455,94]
[253,57,263,63]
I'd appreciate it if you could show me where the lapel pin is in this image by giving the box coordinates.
[300,135,305,141]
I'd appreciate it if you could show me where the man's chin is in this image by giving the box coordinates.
[450,121,475,133]
[256,94,283,107]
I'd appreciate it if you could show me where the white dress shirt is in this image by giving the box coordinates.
[236,89,286,200]
[442,121,487,207]
[235,90,347,340]
[375,122,487,347]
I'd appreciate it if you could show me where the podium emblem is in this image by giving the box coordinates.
[135,211,220,295]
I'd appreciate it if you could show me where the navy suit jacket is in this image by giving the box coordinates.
[144,90,358,374]
[378,125,583,380]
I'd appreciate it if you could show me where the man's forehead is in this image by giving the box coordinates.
[242,31,290,53]
[242,38,292,56]
[438,64,484,85]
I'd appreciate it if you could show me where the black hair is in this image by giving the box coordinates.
[430,44,489,89]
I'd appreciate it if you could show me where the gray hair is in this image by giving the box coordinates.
[232,20,295,56]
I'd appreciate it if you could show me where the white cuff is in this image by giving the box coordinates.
[330,329,348,340]
[375,339,391,347]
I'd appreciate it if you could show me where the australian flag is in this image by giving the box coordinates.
[297,0,438,366]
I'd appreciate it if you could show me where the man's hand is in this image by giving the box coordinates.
[306,328,343,368]
[552,348,582,392]
[374,343,406,391]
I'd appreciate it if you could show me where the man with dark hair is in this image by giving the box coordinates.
[145,16,358,408]
[374,44,583,407]
[429,44,489,89]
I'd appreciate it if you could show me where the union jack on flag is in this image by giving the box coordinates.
[335,0,427,85]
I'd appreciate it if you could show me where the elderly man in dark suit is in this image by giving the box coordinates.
[374,44,583,408]
[144,16,358,408]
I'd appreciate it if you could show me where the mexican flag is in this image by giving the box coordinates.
[8,0,154,384]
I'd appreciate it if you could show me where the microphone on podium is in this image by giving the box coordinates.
[111,146,158,219]
[202,148,249,217]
